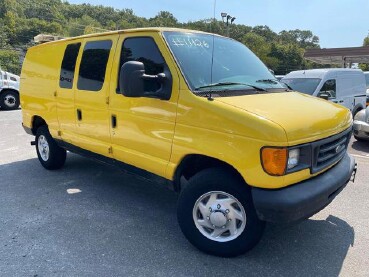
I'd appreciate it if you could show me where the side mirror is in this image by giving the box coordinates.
[119,61,145,97]
[318,93,329,100]
[119,61,172,100]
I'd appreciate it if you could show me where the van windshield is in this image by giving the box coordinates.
[163,31,285,94]
[281,78,321,95]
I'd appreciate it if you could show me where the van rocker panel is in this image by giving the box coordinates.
[252,153,355,223]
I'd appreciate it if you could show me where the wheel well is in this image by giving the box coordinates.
[31,116,47,135]
[173,154,245,192]
[352,105,363,117]
[0,88,19,96]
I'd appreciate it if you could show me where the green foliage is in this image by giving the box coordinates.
[149,11,178,27]
[269,43,305,74]
[358,36,369,71]
[279,30,319,49]
[0,0,324,75]
[364,36,369,46]
[0,49,21,74]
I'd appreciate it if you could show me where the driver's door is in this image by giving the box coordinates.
[108,33,180,178]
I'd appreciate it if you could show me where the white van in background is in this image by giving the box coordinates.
[0,69,20,110]
[282,69,367,115]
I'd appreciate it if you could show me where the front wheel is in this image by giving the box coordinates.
[0,90,19,110]
[354,134,367,142]
[177,168,265,257]
[35,126,66,170]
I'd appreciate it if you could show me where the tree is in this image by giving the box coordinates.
[0,27,9,47]
[0,49,21,74]
[241,32,280,69]
[359,35,369,71]
[68,15,103,37]
[269,43,305,74]
[252,25,277,42]
[14,18,63,45]
[242,32,269,57]
[149,11,178,27]
[279,30,319,48]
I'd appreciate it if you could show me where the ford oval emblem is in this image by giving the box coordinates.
[335,145,343,153]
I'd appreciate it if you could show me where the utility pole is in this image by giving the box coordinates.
[221,12,236,37]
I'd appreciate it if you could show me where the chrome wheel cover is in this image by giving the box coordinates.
[193,191,247,242]
[4,94,16,108]
[38,135,50,161]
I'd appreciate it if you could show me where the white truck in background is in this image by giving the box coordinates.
[282,69,367,116]
[0,69,20,110]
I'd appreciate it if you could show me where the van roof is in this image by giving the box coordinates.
[285,68,363,79]
[30,27,214,48]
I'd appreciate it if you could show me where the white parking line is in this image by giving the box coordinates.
[351,153,369,160]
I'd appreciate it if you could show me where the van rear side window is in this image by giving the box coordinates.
[77,40,112,92]
[60,43,81,89]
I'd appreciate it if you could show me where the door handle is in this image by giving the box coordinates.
[111,115,117,128]
[77,109,82,121]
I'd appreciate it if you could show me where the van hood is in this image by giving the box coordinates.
[216,92,352,144]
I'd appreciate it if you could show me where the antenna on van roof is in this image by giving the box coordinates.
[208,0,216,101]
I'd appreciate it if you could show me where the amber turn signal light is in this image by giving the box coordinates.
[261,147,288,176]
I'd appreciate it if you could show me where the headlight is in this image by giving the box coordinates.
[261,146,310,176]
[287,148,300,169]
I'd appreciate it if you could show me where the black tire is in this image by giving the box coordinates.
[354,135,366,142]
[177,168,265,257]
[352,110,359,118]
[35,126,66,170]
[0,90,19,110]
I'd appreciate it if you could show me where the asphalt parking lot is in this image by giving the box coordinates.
[0,110,368,276]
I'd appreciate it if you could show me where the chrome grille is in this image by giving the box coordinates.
[311,128,351,174]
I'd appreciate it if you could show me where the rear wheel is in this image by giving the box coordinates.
[35,126,66,170]
[352,106,363,118]
[0,90,19,110]
[177,168,265,257]
[354,135,367,142]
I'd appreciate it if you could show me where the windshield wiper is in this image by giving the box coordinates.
[256,79,279,84]
[284,83,293,91]
[195,82,266,92]
[257,79,293,91]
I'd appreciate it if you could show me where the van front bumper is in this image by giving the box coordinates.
[252,153,356,223]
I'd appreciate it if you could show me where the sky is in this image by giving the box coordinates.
[68,0,369,48]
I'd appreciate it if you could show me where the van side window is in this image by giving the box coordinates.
[77,40,112,92]
[319,79,336,99]
[118,37,165,93]
[10,77,16,81]
[60,43,81,89]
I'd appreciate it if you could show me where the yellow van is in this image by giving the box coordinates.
[20,28,356,257]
